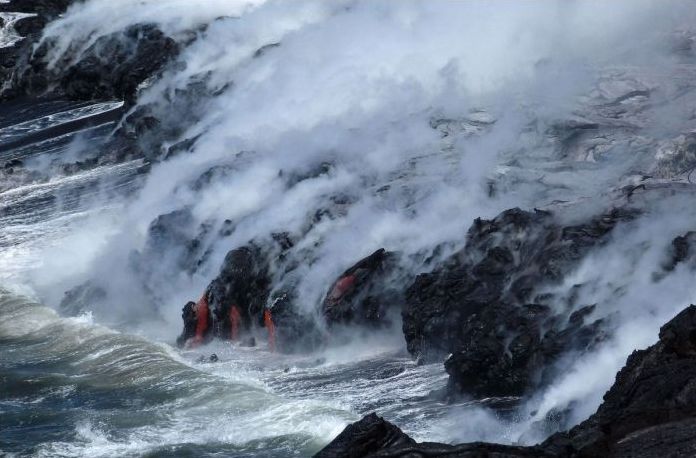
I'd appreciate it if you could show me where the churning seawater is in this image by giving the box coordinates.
[0,100,455,457]
[0,290,456,457]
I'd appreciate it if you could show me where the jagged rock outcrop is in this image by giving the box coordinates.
[315,413,416,458]
[13,23,178,104]
[403,207,635,397]
[266,289,324,353]
[543,304,696,456]
[316,305,696,457]
[176,244,270,347]
[177,243,408,353]
[207,245,270,337]
[58,280,106,316]
[0,0,182,179]
[173,236,322,352]
[322,248,402,328]
[0,0,76,99]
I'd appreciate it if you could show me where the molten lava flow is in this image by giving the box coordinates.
[192,293,209,346]
[229,305,241,341]
[328,274,356,303]
[264,309,276,352]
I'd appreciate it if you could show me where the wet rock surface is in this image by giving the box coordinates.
[1,0,178,105]
[176,244,270,348]
[317,305,696,457]
[0,1,179,193]
[322,248,402,328]
[314,413,416,458]
[23,24,179,103]
[403,207,634,397]
[0,1,75,94]
[206,245,270,337]
[175,243,406,352]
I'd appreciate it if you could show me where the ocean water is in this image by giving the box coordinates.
[0,291,453,457]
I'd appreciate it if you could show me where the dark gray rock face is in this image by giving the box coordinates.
[174,238,323,352]
[314,413,416,458]
[175,244,271,347]
[58,280,106,316]
[0,1,182,179]
[315,413,548,458]
[1,0,178,105]
[0,0,75,16]
[266,289,324,354]
[14,24,178,104]
[322,249,402,328]
[206,245,270,337]
[403,207,634,398]
[316,305,696,458]
[174,244,406,352]
[543,304,696,456]
[0,1,75,98]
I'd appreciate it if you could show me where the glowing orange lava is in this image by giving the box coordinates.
[192,293,209,346]
[229,305,241,341]
[264,309,276,352]
[328,275,356,303]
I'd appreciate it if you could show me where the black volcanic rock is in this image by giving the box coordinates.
[174,238,321,352]
[314,413,416,458]
[543,304,696,456]
[175,300,198,347]
[266,289,324,353]
[174,244,270,348]
[322,248,402,327]
[0,0,75,16]
[59,280,106,316]
[315,414,547,457]
[206,245,270,338]
[403,207,634,397]
[174,244,408,352]
[318,305,696,458]
[0,1,77,100]
[1,0,179,105]
[15,23,178,104]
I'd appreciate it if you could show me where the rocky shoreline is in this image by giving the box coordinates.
[316,305,696,457]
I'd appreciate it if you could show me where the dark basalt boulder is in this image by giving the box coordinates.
[322,248,402,327]
[266,289,324,353]
[138,209,204,272]
[175,244,270,348]
[175,244,405,351]
[317,305,696,458]
[175,300,198,347]
[314,413,416,458]
[175,238,316,351]
[315,413,546,458]
[443,302,606,398]
[207,245,270,338]
[403,207,635,397]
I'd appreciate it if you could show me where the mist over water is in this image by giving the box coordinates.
[3,0,696,455]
